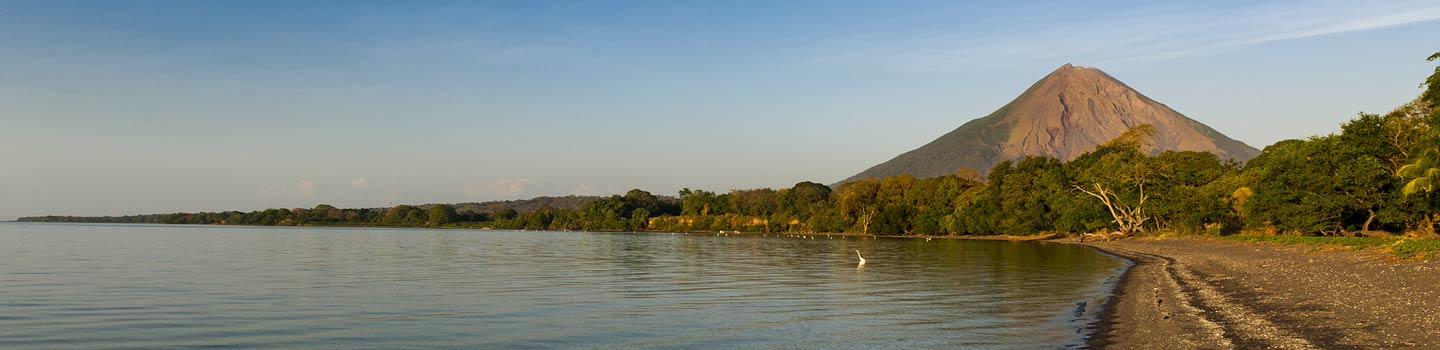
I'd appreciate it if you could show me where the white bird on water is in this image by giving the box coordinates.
[855,250,867,267]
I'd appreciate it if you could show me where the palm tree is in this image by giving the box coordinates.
[1399,148,1440,196]
[1399,148,1440,236]
[1397,51,1440,235]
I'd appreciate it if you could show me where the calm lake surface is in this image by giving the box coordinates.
[0,223,1127,349]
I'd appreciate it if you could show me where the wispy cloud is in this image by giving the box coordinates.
[349,178,397,189]
[572,183,596,196]
[464,178,538,196]
[570,183,619,196]
[365,40,566,65]
[296,180,317,196]
[807,0,1440,71]
[1241,3,1440,44]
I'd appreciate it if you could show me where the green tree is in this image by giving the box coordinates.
[1336,114,1408,233]
[1069,125,1158,236]
[869,205,912,235]
[382,205,426,226]
[1245,136,1390,235]
[1130,152,1232,233]
[427,204,456,227]
[494,208,519,221]
[729,188,779,217]
[623,189,662,216]
[629,208,651,231]
[835,179,880,233]
[992,156,1068,234]
[308,204,341,222]
[778,181,831,222]
[678,188,722,215]
[518,207,556,229]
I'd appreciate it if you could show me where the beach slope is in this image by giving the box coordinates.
[1087,238,1440,349]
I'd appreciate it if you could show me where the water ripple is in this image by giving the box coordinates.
[0,223,1125,350]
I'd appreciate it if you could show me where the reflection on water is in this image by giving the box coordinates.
[0,223,1126,349]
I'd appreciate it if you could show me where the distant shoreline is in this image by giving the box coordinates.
[8,220,1073,240]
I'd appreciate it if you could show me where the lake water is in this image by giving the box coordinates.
[0,223,1127,349]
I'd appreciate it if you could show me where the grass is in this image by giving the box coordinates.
[1218,235,1440,259]
[1219,235,1398,248]
[1392,239,1440,260]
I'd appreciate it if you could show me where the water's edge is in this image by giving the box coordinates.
[1072,243,1138,349]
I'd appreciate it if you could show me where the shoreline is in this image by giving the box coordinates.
[1079,240,1236,349]
[8,221,1075,240]
[1080,238,1440,349]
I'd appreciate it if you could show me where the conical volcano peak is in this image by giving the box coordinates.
[841,65,1260,183]
[1026,64,1138,104]
[1048,63,1100,74]
[1040,63,1121,86]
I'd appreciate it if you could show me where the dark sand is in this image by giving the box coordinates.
[1085,238,1440,349]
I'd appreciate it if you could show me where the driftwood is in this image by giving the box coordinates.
[1074,182,1149,236]
[1079,231,1130,242]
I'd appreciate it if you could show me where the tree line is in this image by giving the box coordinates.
[21,52,1440,237]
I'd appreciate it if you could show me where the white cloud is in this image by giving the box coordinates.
[1239,4,1440,45]
[806,0,1440,71]
[572,183,596,196]
[296,180,317,196]
[570,183,620,196]
[464,178,538,196]
[349,178,397,189]
[366,40,566,65]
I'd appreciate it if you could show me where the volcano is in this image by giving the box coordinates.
[842,64,1260,182]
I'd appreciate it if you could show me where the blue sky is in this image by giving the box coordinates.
[2,0,1438,219]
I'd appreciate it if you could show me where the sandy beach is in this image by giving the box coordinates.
[1084,238,1440,349]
